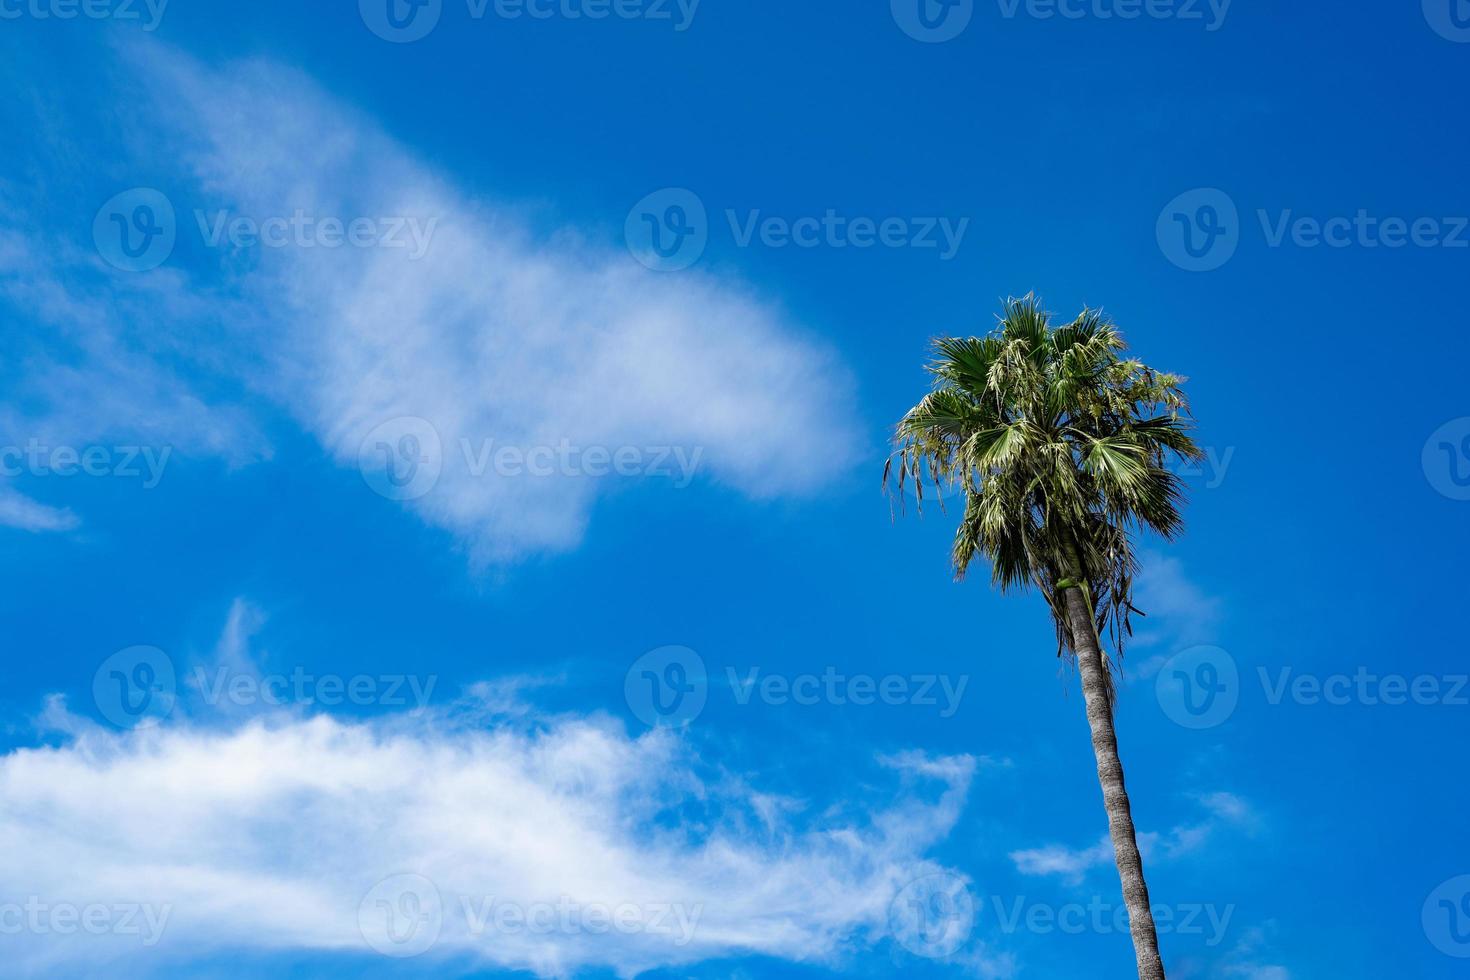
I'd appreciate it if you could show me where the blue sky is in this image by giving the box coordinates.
[0,2,1467,977]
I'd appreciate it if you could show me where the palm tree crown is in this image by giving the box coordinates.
[886,295,1205,686]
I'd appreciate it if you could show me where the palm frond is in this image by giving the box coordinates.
[886,296,1203,703]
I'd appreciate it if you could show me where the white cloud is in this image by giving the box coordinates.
[1194,790,1254,827]
[0,485,79,532]
[101,46,861,564]
[2,44,862,561]
[1126,553,1224,679]
[1009,790,1255,883]
[1008,837,1114,881]
[0,703,974,978]
[1216,925,1291,979]
[0,221,271,465]
[1133,554,1222,629]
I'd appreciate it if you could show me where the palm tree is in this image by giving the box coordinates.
[885,294,1204,980]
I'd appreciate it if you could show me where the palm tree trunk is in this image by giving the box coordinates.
[1058,578,1167,980]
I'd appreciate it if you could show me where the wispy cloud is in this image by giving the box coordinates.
[1215,925,1291,979]
[1009,791,1256,883]
[62,44,858,564]
[0,485,79,532]
[2,42,863,561]
[1126,552,1225,679]
[1008,837,1115,882]
[0,222,271,474]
